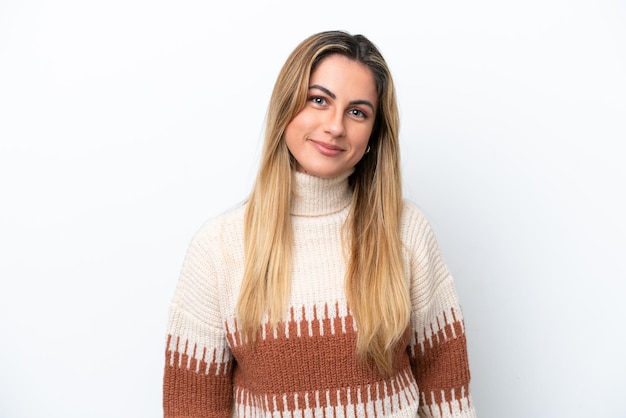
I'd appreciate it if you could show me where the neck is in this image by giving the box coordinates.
[290,170,353,217]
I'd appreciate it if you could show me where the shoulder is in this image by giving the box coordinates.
[399,199,441,253]
[188,202,247,252]
[401,199,428,223]
[400,200,433,235]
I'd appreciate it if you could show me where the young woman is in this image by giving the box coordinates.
[163,30,476,418]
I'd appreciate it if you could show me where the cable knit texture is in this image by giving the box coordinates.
[163,170,476,418]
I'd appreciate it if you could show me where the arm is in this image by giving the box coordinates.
[404,206,476,418]
[163,226,234,418]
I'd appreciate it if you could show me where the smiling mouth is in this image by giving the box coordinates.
[309,139,344,156]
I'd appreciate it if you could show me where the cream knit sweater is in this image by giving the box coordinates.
[163,170,476,418]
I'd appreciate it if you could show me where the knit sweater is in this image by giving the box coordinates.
[163,170,476,418]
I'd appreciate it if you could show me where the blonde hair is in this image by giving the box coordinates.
[237,30,410,375]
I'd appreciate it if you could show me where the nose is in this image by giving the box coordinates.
[323,108,346,138]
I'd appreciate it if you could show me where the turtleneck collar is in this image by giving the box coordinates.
[290,169,354,217]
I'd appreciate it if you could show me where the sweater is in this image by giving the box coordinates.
[163,170,476,418]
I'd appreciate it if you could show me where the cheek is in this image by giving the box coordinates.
[284,113,307,144]
[284,122,300,153]
[354,126,374,150]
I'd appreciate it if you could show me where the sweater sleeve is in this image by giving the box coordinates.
[163,224,234,418]
[404,204,476,418]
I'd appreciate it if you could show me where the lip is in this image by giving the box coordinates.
[309,139,344,156]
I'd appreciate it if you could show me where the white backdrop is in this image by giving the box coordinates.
[1,1,625,417]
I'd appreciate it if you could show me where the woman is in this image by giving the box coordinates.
[163,30,476,418]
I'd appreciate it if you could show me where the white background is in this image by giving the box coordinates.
[1,1,625,417]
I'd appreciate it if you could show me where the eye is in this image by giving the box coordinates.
[309,96,327,106]
[349,108,367,119]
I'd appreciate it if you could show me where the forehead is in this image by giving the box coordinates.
[310,55,378,104]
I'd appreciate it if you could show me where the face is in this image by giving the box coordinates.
[284,54,378,179]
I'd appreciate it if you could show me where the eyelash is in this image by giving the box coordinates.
[349,109,366,119]
[308,96,368,119]
[310,96,327,106]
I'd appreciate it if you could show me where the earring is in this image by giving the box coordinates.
[365,145,371,154]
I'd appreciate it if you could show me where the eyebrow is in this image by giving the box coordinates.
[309,84,375,113]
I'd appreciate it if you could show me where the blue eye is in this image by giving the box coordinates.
[310,96,326,105]
[349,108,366,119]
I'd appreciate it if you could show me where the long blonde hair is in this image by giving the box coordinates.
[237,30,410,375]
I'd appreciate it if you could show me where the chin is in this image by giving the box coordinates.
[297,161,353,179]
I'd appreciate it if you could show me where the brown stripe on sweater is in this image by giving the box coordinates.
[163,335,234,417]
[227,309,411,396]
[226,307,418,416]
[410,311,471,410]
